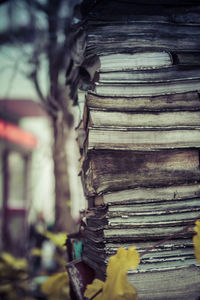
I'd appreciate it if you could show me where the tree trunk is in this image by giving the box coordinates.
[52,113,75,233]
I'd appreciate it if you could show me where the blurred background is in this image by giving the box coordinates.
[0,0,86,278]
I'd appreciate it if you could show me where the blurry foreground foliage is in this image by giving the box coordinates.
[41,272,70,300]
[1,220,200,300]
[0,230,70,300]
[0,252,28,299]
[44,231,67,250]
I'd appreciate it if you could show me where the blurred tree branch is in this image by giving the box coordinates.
[0,0,84,232]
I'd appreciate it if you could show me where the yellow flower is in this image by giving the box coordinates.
[193,220,200,263]
[84,279,104,300]
[84,247,140,300]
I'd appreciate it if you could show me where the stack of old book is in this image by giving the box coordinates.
[79,0,200,298]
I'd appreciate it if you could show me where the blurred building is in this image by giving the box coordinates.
[0,98,87,256]
[0,99,44,256]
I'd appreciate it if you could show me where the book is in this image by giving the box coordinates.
[82,233,197,269]
[85,127,200,151]
[83,245,196,272]
[84,0,200,25]
[98,65,200,83]
[127,264,200,300]
[83,243,196,268]
[94,184,200,206]
[84,238,194,258]
[99,51,173,72]
[82,251,200,300]
[94,198,200,215]
[101,198,200,214]
[86,209,200,228]
[86,22,200,56]
[86,109,200,129]
[82,149,200,196]
[92,78,200,97]
[86,91,200,112]
[84,223,193,242]
[86,198,200,228]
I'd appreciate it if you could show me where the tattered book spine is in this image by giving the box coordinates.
[82,149,200,196]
